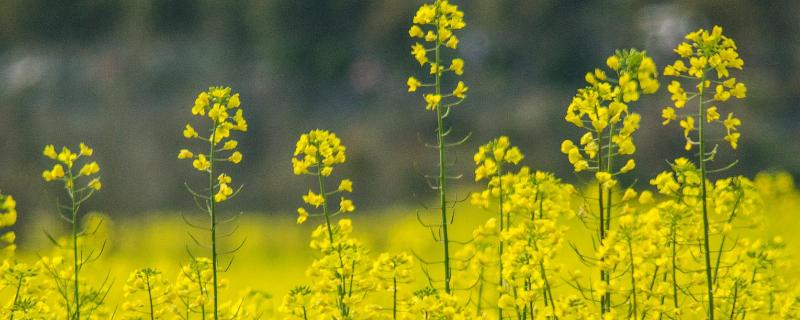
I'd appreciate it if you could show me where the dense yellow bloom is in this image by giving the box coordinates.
[292,130,347,178]
[42,143,101,192]
[663,26,746,151]
[407,0,467,112]
[121,268,173,319]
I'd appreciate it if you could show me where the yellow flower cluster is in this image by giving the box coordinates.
[292,130,353,224]
[292,129,346,176]
[0,194,17,255]
[662,26,746,150]
[174,257,229,317]
[42,143,102,191]
[562,49,657,189]
[473,136,523,182]
[179,87,246,203]
[121,268,173,319]
[407,0,468,111]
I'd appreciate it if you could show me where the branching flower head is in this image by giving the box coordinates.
[407,0,468,111]
[121,268,173,319]
[292,130,353,224]
[561,49,658,189]
[662,26,746,151]
[42,143,102,192]
[0,193,17,255]
[179,86,247,203]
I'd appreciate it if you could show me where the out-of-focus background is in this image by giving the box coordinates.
[0,0,798,218]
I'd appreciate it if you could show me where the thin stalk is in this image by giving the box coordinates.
[393,276,398,320]
[317,162,348,317]
[433,4,451,294]
[146,273,155,320]
[670,223,679,309]
[597,128,608,315]
[497,163,505,320]
[9,276,24,320]
[627,239,638,318]
[209,121,220,320]
[68,170,81,320]
[698,76,716,320]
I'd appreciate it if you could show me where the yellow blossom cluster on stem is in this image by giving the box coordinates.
[0,193,17,255]
[291,130,353,224]
[121,268,173,319]
[407,0,468,111]
[179,86,246,203]
[662,26,746,151]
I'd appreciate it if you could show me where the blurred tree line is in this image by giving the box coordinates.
[0,0,797,216]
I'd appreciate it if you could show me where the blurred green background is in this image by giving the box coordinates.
[0,0,798,218]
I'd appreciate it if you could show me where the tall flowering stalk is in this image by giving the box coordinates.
[41,143,104,319]
[178,86,247,320]
[661,26,746,320]
[407,0,467,294]
[471,136,523,318]
[560,49,658,314]
[290,130,364,318]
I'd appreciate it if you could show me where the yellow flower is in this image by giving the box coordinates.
[725,132,741,149]
[445,35,459,49]
[339,198,355,213]
[411,43,428,65]
[338,179,353,192]
[79,143,93,156]
[606,55,620,70]
[408,25,424,38]
[714,85,731,101]
[57,147,77,167]
[680,116,695,138]
[595,172,616,189]
[425,94,442,110]
[407,77,422,92]
[302,191,324,208]
[217,174,232,184]
[723,113,741,131]
[192,92,209,115]
[43,145,58,159]
[88,178,102,191]
[675,42,693,57]
[296,208,309,224]
[178,149,194,159]
[619,159,636,173]
[222,140,238,150]
[452,81,468,99]
[227,93,240,109]
[214,183,234,202]
[78,161,100,176]
[192,154,210,171]
[228,151,242,164]
[706,106,720,122]
[183,124,198,138]
[449,58,464,75]
[662,107,677,125]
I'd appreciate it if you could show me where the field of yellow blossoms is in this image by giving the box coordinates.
[1,1,799,319]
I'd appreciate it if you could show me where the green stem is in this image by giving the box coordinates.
[146,273,155,320]
[317,162,348,317]
[627,239,638,318]
[393,276,398,320]
[433,4,451,295]
[698,76,716,320]
[9,275,24,320]
[597,128,607,315]
[209,121,220,320]
[497,163,505,320]
[68,170,80,320]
